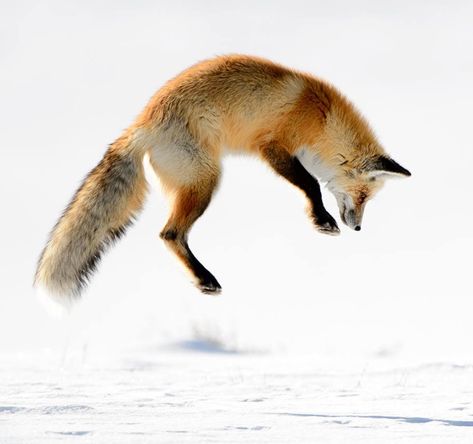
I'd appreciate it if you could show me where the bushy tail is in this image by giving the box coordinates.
[35,134,148,305]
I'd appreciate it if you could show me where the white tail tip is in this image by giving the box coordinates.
[35,285,76,318]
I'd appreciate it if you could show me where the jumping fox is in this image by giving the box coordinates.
[35,54,411,302]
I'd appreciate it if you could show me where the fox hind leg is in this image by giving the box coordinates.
[147,120,222,293]
[159,174,221,294]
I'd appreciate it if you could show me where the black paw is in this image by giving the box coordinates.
[197,274,222,295]
[313,211,340,236]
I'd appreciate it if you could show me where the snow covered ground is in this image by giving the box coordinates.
[2,350,473,443]
[1,0,473,442]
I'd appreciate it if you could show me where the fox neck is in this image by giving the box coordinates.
[296,147,336,184]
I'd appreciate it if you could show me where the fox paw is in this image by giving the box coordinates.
[314,213,340,236]
[197,276,222,295]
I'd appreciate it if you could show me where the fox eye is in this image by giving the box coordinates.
[369,176,376,182]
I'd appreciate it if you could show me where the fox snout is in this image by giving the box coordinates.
[340,206,362,231]
[336,193,364,231]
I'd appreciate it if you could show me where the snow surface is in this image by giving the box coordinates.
[2,351,473,443]
[1,0,473,442]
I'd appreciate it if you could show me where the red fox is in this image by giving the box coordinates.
[35,54,410,303]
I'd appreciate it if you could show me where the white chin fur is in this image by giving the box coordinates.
[35,286,75,318]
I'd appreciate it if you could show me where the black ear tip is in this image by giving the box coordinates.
[396,162,411,177]
[380,156,411,177]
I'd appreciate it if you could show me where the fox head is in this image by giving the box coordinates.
[326,154,411,231]
[297,148,411,231]
[296,92,411,231]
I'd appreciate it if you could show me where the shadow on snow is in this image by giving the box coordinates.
[171,339,239,354]
[271,412,473,427]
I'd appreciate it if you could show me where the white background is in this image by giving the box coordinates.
[1,1,472,442]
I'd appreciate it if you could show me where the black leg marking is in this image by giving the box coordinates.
[160,229,178,241]
[185,244,221,294]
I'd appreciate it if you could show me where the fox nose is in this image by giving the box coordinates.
[354,225,361,231]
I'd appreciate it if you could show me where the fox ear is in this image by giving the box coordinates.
[367,156,411,178]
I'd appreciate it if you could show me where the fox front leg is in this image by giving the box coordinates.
[260,143,340,235]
